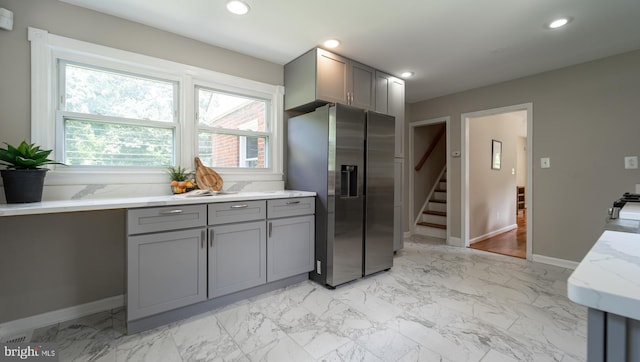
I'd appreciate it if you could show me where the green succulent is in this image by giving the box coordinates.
[0,141,66,170]
[167,165,193,181]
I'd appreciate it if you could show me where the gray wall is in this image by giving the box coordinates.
[0,0,283,323]
[0,211,125,323]
[408,49,640,262]
[469,113,518,240]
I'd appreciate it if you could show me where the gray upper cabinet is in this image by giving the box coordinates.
[285,48,375,112]
[127,228,207,321]
[375,71,405,158]
[349,61,375,110]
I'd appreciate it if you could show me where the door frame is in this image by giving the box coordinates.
[409,116,451,242]
[461,103,533,260]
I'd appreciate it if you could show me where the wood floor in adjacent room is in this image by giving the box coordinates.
[470,212,526,259]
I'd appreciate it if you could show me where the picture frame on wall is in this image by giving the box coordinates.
[491,139,502,170]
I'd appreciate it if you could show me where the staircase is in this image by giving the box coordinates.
[415,170,447,238]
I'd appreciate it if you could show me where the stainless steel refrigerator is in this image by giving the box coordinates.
[287,103,394,287]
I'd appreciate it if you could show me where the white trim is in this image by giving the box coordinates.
[469,223,518,244]
[448,236,464,247]
[408,116,450,240]
[461,103,533,260]
[532,254,579,270]
[403,231,412,239]
[28,27,284,189]
[0,295,124,338]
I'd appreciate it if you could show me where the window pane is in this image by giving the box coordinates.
[198,132,267,168]
[198,88,267,131]
[65,119,173,166]
[64,63,175,122]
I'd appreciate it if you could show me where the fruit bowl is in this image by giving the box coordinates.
[170,180,196,194]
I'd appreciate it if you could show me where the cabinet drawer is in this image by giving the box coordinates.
[267,197,315,219]
[127,205,207,235]
[208,200,266,225]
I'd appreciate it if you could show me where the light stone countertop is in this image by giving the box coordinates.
[0,190,316,217]
[568,230,640,320]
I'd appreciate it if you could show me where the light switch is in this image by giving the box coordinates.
[540,157,550,169]
[625,156,638,169]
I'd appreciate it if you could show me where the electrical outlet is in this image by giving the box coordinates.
[625,156,638,169]
[540,157,550,169]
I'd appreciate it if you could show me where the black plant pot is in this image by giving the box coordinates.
[0,169,48,203]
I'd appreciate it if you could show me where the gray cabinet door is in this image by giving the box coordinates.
[374,71,405,157]
[267,215,315,282]
[349,61,375,110]
[375,71,390,114]
[388,77,405,158]
[127,228,207,321]
[394,159,404,251]
[316,48,349,105]
[208,221,266,298]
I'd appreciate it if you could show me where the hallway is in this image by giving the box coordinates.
[470,212,526,259]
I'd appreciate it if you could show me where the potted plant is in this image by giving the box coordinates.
[167,165,195,194]
[0,141,65,203]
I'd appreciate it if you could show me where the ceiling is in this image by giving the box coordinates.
[60,0,640,103]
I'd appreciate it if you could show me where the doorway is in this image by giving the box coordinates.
[409,117,451,243]
[461,104,532,260]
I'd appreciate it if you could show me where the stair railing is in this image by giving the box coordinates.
[414,125,445,171]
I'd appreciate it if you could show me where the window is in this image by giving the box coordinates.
[30,27,283,186]
[58,61,178,167]
[196,87,269,169]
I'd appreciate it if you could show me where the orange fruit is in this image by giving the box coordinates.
[178,181,187,187]
[171,180,178,186]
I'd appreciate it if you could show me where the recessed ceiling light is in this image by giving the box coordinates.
[226,0,250,15]
[323,39,340,48]
[400,71,414,78]
[548,17,570,29]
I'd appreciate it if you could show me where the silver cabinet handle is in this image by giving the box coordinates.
[286,200,300,205]
[201,230,205,249]
[209,229,214,248]
[231,204,248,209]
[268,222,272,238]
[160,209,183,214]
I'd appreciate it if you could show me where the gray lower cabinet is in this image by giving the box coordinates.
[127,228,207,320]
[267,215,315,282]
[208,220,267,298]
[126,197,314,327]
[266,197,315,282]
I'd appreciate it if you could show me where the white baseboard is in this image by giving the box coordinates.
[448,236,464,247]
[532,254,579,270]
[0,295,124,337]
[469,224,518,244]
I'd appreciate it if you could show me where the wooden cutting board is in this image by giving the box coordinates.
[194,157,223,191]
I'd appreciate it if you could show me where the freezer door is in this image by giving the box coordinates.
[364,111,395,275]
[327,104,365,287]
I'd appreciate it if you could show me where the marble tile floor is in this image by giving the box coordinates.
[30,235,587,361]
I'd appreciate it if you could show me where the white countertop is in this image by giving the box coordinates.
[568,230,640,320]
[620,203,640,220]
[0,190,316,217]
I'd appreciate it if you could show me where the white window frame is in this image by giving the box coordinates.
[29,27,284,185]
